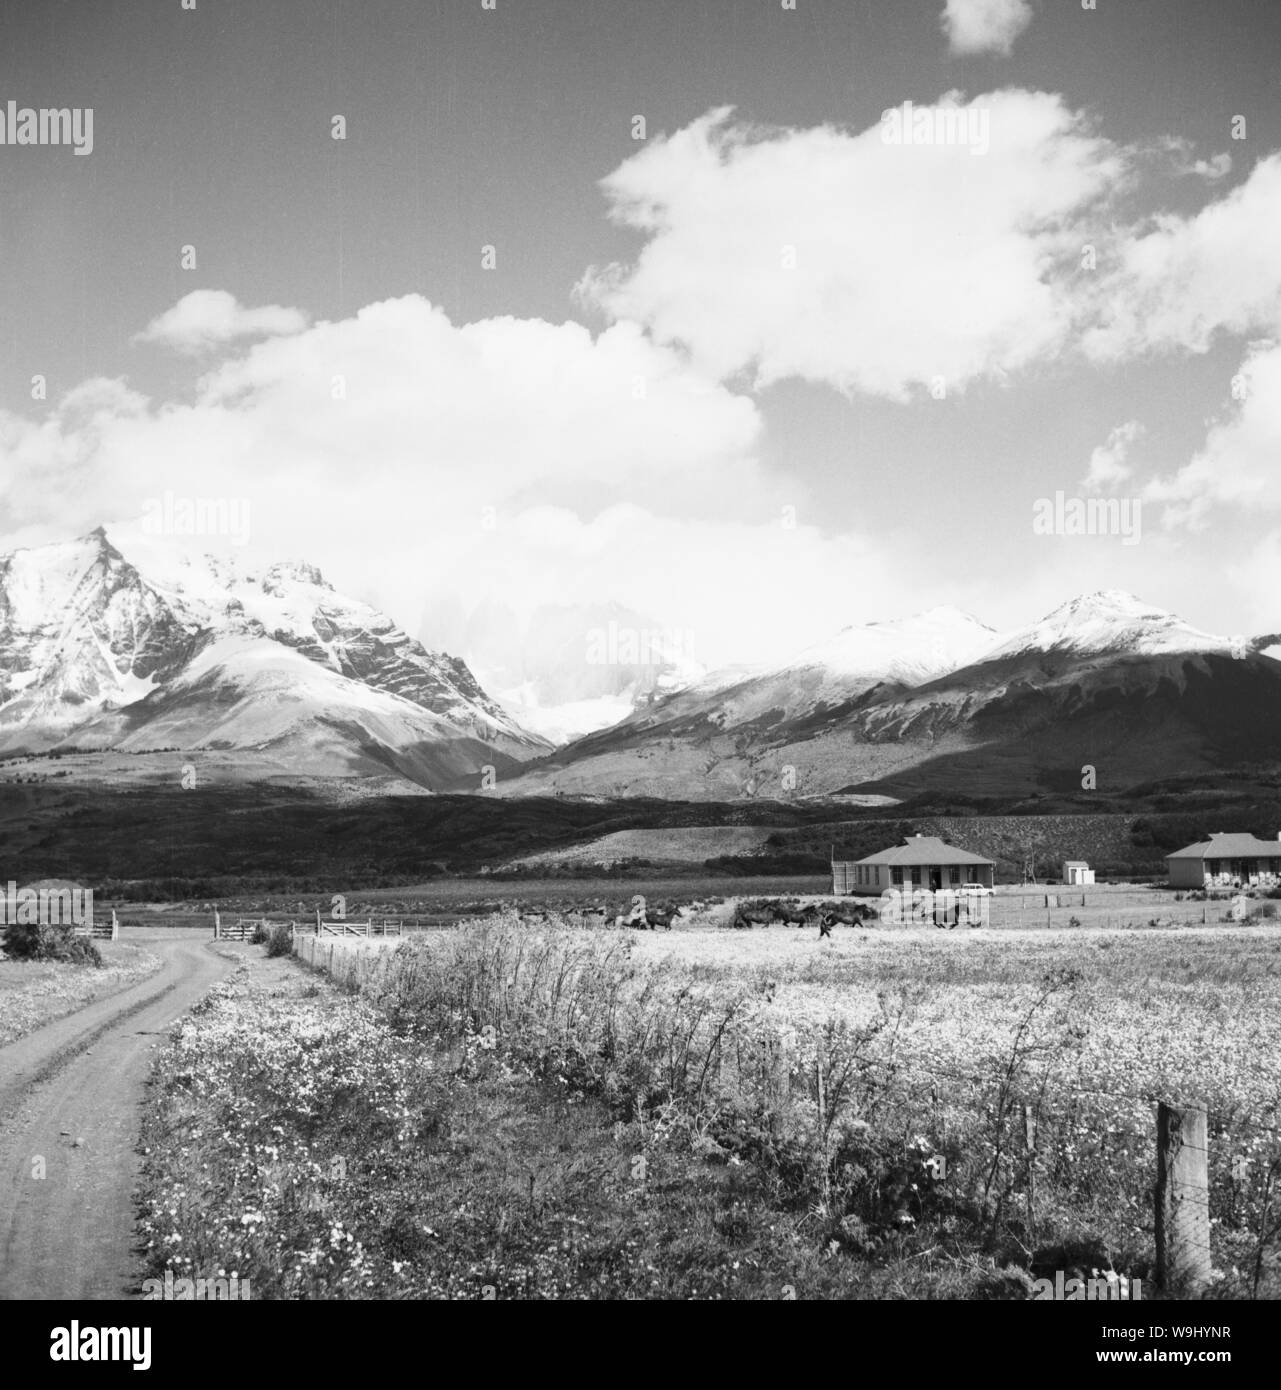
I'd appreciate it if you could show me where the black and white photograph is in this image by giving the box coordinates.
[0,0,1279,1355]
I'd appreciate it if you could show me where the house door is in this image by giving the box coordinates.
[930,869,942,891]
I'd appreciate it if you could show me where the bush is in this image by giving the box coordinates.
[2,921,103,967]
[250,921,269,945]
[265,924,294,958]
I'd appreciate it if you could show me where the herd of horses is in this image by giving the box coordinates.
[520,895,879,938]
[728,899,879,937]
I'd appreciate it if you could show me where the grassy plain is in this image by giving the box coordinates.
[0,942,164,1046]
[135,907,1281,1299]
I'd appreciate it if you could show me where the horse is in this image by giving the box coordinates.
[819,901,878,933]
[645,905,676,931]
[770,901,820,928]
[731,902,776,930]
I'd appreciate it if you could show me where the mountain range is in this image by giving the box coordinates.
[0,528,550,787]
[3,530,1279,801]
[490,591,1281,800]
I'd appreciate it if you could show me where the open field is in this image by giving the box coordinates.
[135,909,1281,1299]
[503,825,778,867]
[0,942,164,1047]
[101,879,1252,935]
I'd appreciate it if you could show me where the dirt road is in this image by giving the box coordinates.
[0,933,235,1301]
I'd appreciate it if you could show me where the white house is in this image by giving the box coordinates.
[832,835,996,897]
[1165,832,1281,890]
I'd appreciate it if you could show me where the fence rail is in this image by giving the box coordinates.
[210,912,415,941]
[72,911,118,942]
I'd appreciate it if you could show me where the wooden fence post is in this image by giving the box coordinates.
[816,1040,830,1212]
[213,909,221,940]
[1155,1099,1211,1294]
[1023,1102,1037,1251]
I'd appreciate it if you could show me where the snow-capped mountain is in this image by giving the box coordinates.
[777,606,1002,690]
[984,590,1229,660]
[551,605,1001,747]
[0,528,550,785]
[496,592,1281,800]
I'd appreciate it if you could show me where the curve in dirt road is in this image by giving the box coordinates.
[0,933,236,1302]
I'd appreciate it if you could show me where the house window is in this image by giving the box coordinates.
[949,867,960,885]
[967,867,979,883]
[891,867,903,886]
[1208,860,1219,875]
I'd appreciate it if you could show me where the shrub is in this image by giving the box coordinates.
[2,921,103,967]
[250,921,269,945]
[265,924,294,958]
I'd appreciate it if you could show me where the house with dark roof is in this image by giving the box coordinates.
[1165,832,1281,889]
[832,834,996,897]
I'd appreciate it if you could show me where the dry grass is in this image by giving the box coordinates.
[0,942,164,1046]
[136,914,1281,1299]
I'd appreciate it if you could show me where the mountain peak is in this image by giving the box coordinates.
[987,590,1226,659]
[0,529,550,780]
[781,605,1000,686]
[1045,590,1155,619]
[262,559,330,593]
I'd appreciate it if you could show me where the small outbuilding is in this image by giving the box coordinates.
[832,834,996,897]
[1165,831,1281,889]
[1063,860,1095,886]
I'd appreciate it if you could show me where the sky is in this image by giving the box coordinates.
[2,0,1281,697]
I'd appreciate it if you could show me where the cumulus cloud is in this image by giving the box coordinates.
[941,0,1034,56]
[135,290,309,354]
[1085,155,1281,360]
[579,96,1124,401]
[2,294,958,671]
[1082,420,1144,491]
[1141,342,1281,530]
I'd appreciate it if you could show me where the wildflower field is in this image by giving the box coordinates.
[0,942,162,1046]
[137,915,1281,1299]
